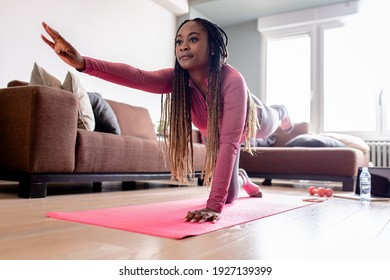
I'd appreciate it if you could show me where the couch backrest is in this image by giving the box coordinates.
[273,122,310,147]
[107,100,156,140]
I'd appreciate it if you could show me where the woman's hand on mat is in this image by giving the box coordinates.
[41,22,86,71]
[185,208,221,223]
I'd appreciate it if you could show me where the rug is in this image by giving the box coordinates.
[47,193,315,239]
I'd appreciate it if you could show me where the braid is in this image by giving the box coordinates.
[192,18,229,185]
[161,61,193,184]
[242,90,261,154]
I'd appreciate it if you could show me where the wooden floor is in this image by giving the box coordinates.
[0,179,390,260]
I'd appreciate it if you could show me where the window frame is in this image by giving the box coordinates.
[260,20,389,140]
[260,24,319,131]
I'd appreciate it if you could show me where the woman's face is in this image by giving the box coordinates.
[175,21,209,73]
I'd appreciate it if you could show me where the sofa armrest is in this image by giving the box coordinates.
[192,129,204,144]
[0,86,78,173]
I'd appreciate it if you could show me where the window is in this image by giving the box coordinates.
[323,26,379,133]
[260,0,389,140]
[266,34,311,123]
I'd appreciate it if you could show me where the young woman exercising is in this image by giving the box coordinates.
[41,18,292,223]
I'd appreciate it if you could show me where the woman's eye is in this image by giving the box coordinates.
[175,39,182,46]
[190,37,198,43]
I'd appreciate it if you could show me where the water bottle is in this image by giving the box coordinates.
[359,167,371,204]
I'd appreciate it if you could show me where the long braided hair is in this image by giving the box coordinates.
[160,18,259,186]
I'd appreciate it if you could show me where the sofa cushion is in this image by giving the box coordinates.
[74,130,206,173]
[74,130,168,173]
[29,62,62,88]
[87,92,121,135]
[106,100,157,140]
[286,134,345,147]
[63,71,95,131]
[240,147,365,177]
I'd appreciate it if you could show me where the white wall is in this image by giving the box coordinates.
[224,20,261,97]
[0,0,177,124]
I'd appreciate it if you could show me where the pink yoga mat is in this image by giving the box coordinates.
[48,193,315,239]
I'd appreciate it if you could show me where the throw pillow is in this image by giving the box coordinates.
[320,133,370,153]
[286,134,346,147]
[62,72,95,131]
[87,92,121,135]
[29,62,62,88]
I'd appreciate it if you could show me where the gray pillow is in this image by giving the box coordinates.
[255,134,276,147]
[87,92,121,135]
[286,134,345,147]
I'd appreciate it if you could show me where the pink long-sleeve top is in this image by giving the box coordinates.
[83,57,248,213]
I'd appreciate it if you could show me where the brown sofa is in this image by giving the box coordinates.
[0,85,206,198]
[0,83,369,198]
[239,122,370,191]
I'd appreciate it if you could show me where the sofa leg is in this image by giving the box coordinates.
[262,178,272,186]
[92,182,103,192]
[18,179,47,198]
[122,181,137,190]
[342,180,355,192]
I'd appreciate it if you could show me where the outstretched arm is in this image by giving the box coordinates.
[41,22,85,70]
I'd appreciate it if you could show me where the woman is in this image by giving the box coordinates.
[41,18,292,223]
